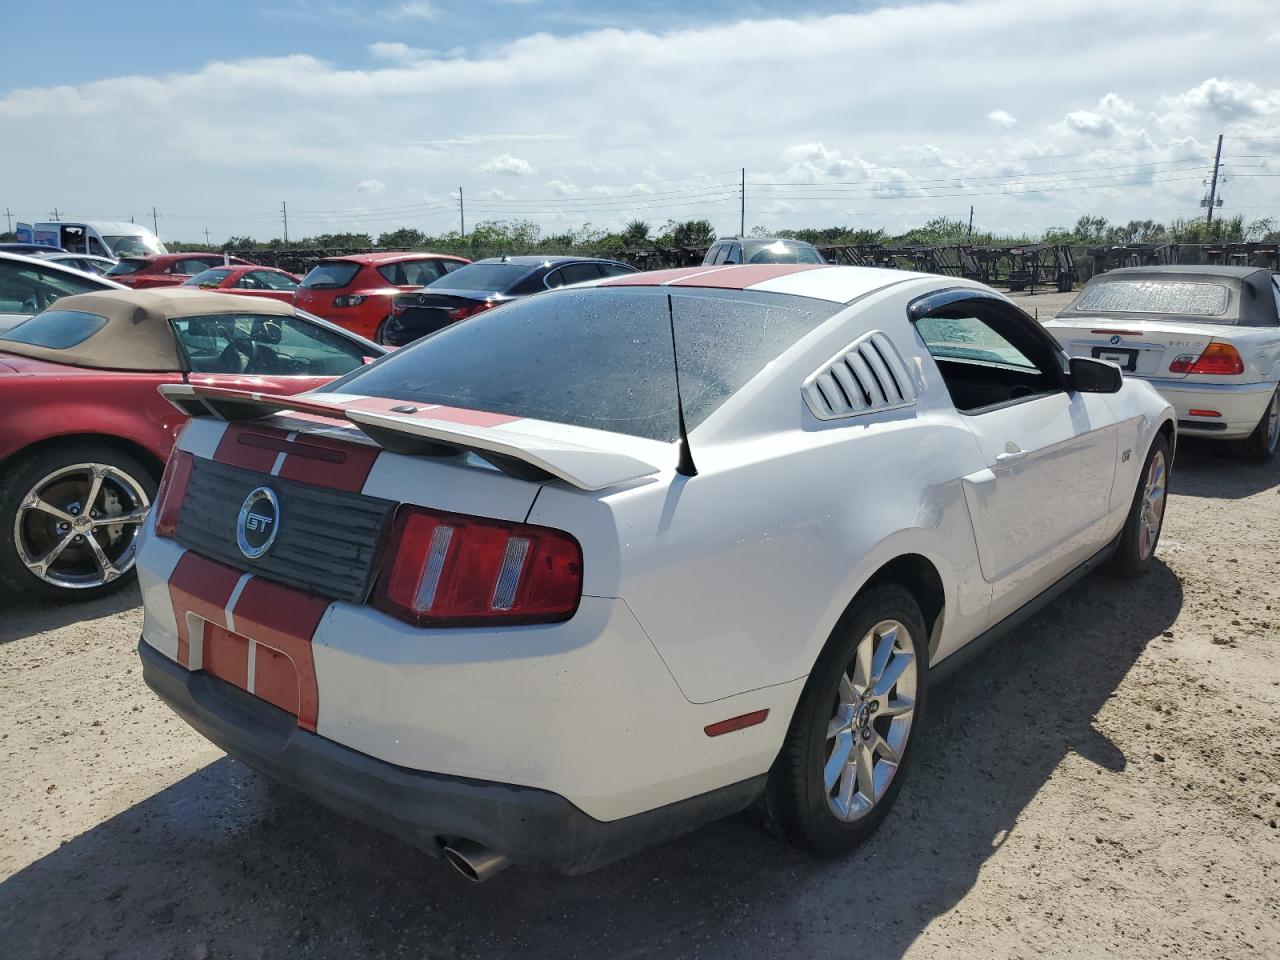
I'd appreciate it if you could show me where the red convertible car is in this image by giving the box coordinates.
[106,253,255,289]
[0,287,384,599]
[182,264,301,303]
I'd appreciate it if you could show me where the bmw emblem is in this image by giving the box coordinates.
[1109,335,1122,345]
[236,487,280,559]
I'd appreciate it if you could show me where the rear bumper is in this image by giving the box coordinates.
[1145,378,1274,438]
[139,637,764,875]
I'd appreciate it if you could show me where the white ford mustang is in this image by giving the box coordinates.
[135,264,1174,881]
[1044,265,1280,461]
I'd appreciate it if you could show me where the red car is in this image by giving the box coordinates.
[0,287,385,600]
[182,264,301,303]
[294,252,469,342]
[106,253,255,289]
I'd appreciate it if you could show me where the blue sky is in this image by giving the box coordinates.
[1,1,879,90]
[2,0,1277,244]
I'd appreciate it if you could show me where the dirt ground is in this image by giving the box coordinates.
[2,288,1278,959]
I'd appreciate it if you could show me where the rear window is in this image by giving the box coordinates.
[1,309,108,349]
[300,262,361,290]
[425,262,532,292]
[318,287,840,441]
[743,241,824,264]
[1072,280,1230,319]
[106,259,149,277]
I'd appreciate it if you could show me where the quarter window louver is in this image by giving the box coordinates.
[803,331,918,420]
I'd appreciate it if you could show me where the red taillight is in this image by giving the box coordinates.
[1169,342,1244,376]
[153,451,194,538]
[1189,409,1222,418]
[374,506,582,626]
[447,300,496,322]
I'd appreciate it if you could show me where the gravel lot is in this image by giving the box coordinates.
[2,289,1277,959]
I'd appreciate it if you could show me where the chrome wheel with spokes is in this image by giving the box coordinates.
[761,583,927,855]
[13,462,151,590]
[1137,449,1167,562]
[824,619,917,821]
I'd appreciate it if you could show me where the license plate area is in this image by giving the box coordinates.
[1091,346,1137,371]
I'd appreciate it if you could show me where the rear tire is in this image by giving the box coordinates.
[1239,387,1280,463]
[373,317,390,345]
[761,584,927,856]
[1110,434,1170,579]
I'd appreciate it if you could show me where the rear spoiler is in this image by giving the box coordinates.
[159,384,663,492]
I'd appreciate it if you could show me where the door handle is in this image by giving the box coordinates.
[995,444,1029,467]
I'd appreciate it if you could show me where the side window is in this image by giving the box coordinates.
[88,237,108,257]
[254,270,298,291]
[172,314,367,376]
[170,259,210,276]
[544,268,565,289]
[708,244,726,265]
[441,260,464,274]
[1272,277,1280,322]
[557,262,604,286]
[598,262,635,278]
[724,243,742,265]
[914,299,1063,414]
[0,260,105,314]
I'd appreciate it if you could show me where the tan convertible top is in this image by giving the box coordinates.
[0,288,296,371]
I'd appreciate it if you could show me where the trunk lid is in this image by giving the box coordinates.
[1042,315,1220,380]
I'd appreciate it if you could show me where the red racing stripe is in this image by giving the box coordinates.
[598,267,723,287]
[168,553,243,668]
[230,578,332,731]
[213,422,379,493]
[667,263,828,288]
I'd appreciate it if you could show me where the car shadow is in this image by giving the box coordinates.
[0,563,1182,960]
[0,585,140,646]
[1170,437,1280,499]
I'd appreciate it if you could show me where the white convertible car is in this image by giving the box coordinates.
[134,264,1174,881]
[1044,265,1280,461]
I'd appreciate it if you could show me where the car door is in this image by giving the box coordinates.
[913,292,1119,621]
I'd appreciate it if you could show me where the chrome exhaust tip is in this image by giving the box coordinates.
[441,840,511,883]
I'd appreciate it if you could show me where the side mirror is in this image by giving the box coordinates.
[1069,356,1123,394]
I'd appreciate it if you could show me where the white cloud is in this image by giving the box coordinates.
[1061,109,1118,138]
[387,1,434,20]
[478,153,536,176]
[1267,29,1280,44]
[3,0,1278,238]
[356,179,386,193]
[369,42,432,61]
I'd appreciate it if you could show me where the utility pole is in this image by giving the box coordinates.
[967,205,974,242]
[281,201,289,244]
[458,186,465,237]
[740,167,746,237]
[151,206,159,236]
[1205,133,1223,226]
[205,227,211,246]
[3,208,12,234]
[50,208,60,221]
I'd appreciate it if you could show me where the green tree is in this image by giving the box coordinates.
[620,219,651,246]
[378,227,427,248]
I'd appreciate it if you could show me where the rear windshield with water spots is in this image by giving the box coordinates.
[317,287,841,441]
[1072,280,1230,319]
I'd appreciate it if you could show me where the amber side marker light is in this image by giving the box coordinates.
[704,709,769,737]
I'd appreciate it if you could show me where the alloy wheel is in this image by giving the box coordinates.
[824,619,917,822]
[1138,449,1167,561]
[13,462,151,589]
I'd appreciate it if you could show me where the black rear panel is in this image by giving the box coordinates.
[175,458,394,603]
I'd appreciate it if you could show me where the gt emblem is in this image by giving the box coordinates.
[1109,335,1122,345]
[236,487,280,559]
